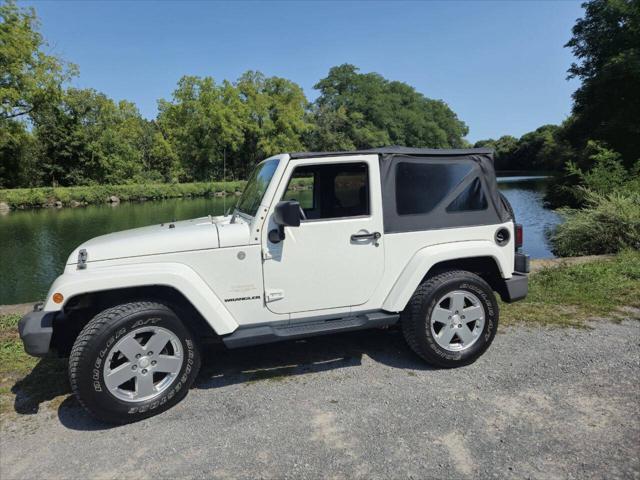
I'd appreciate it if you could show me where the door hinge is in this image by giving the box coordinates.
[262,249,273,260]
[265,289,284,302]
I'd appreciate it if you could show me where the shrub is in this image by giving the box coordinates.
[545,142,639,209]
[550,190,640,256]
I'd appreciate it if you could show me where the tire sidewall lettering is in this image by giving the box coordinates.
[87,312,198,415]
[421,278,498,362]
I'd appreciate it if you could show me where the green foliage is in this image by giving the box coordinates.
[549,190,640,256]
[502,249,640,326]
[545,142,639,207]
[0,118,35,187]
[236,71,312,177]
[473,135,518,170]
[29,88,176,186]
[157,76,247,182]
[564,0,640,168]
[0,181,246,208]
[0,0,75,188]
[4,0,637,211]
[0,0,76,121]
[0,313,68,416]
[308,64,468,151]
[474,125,573,172]
[0,4,479,190]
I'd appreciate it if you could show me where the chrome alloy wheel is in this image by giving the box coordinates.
[430,290,485,352]
[103,326,183,402]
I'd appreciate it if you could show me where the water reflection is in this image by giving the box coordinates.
[498,176,561,260]
[0,197,230,304]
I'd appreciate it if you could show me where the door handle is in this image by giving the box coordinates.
[350,231,381,241]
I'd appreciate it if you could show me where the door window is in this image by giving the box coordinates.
[282,163,369,220]
[282,171,315,210]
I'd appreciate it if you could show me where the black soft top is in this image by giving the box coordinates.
[288,146,493,159]
[286,146,509,233]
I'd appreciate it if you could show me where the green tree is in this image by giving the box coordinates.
[32,88,159,185]
[475,125,574,172]
[474,135,518,170]
[565,0,640,167]
[512,125,572,171]
[309,64,468,151]
[0,0,76,120]
[237,71,311,177]
[137,120,182,183]
[305,104,355,152]
[0,0,75,187]
[0,118,34,187]
[157,76,247,181]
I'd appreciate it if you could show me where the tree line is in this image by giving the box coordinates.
[477,0,639,208]
[1,1,470,189]
[1,0,638,211]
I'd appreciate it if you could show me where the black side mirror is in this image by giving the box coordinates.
[269,201,301,243]
[273,200,301,227]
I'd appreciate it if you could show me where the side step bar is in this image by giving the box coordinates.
[222,312,399,349]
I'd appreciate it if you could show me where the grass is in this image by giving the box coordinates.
[1,251,638,417]
[501,249,640,327]
[0,314,68,416]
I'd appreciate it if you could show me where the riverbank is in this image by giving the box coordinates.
[0,177,319,211]
[1,251,639,417]
[0,173,551,212]
[0,181,248,210]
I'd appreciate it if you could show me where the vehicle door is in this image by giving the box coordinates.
[261,156,385,315]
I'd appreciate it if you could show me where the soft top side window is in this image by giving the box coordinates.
[395,162,474,215]
[282,162,369,220]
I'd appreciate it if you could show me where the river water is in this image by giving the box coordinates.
[0,176,560,304]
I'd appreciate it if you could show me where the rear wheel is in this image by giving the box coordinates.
[69,301,201,424]
[401,270,499,368]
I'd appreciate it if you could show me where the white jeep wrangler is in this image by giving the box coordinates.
[19,147,529,423]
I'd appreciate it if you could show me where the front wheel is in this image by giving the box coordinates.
[401,270,499,368]
[69,301,201,424]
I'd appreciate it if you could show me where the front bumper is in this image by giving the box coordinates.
[18,305,55,357]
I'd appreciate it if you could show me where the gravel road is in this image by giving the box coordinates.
[1,320,639,480]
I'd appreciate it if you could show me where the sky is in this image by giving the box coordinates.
[25,0,584,143]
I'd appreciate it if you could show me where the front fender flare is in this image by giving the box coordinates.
[43,263,238,335]
[382,240,510,312]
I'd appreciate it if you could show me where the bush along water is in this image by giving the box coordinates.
[0,181,247,210]
[550,190,640,257]
[545,142,640,209]
[0,176,316,211]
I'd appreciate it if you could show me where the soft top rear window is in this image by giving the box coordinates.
[446,178,488,212]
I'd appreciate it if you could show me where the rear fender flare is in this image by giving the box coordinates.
[382,240,510,312]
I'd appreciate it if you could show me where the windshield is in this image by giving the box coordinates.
[235,159,280,217]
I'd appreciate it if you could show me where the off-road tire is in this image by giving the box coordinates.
[69,301,201,424]
[401,270,499,368]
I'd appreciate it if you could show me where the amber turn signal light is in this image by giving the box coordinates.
[52,292,64,304]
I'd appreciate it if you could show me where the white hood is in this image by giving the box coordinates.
[66,216,251,265]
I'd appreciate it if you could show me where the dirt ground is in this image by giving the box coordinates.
[1,319,638,480]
